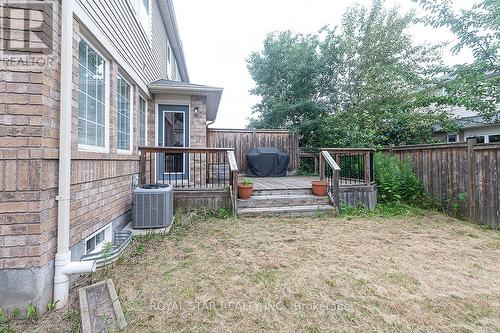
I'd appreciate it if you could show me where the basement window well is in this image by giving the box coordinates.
[85,225,112,254]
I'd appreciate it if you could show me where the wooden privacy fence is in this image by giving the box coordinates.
[385,140,499,229]
[207,128,299,174]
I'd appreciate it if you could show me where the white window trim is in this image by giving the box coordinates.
[77,36,110,154]
[138,95,148,148]
[84,224,112,255]
[117,74,134,155]
[126,0,152,43]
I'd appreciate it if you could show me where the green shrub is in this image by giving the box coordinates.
[374,153,424,204]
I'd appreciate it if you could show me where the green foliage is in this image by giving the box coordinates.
[374,153,424,204]
[46,300,59,313]
[340,202,429,218]
[62,308,81,333]
[196,208,233,220]
[248,0,451,148]
[240,178,254,186]
[25,304,37,323]
[10,310,19,321]
[414,0,500,121]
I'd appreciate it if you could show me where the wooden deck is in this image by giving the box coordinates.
[248,176,317,190]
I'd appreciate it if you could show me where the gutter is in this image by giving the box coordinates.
[54,0,96,309]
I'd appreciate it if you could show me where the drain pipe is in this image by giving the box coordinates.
[54,0,96,309]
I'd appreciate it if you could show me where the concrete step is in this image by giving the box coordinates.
[238,194,330,209]
[238,204,336,217]
[252,188,312,196]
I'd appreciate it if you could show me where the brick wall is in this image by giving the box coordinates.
[0,1,62,270]
[0,10,162,271]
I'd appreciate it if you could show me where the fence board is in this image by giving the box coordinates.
[207,128,299,174]
[386,142,499,229]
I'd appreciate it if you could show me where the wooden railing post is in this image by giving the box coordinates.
[364,151,371,185]
[332,167,340,210]
[227,150,239,214]
[139,150,146,186]
[319,152,325,180]
[321,150,341,211]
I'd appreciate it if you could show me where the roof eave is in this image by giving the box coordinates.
[148,85,223,121]
[159,0,189,82]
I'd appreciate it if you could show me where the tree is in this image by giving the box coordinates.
[247,0,452,147]
[247,31,329,147]
[414,0,500,121]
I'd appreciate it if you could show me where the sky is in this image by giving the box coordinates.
[173,0,475,129]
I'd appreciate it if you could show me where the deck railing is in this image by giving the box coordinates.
[139,147,237,190]
[320,148,375,186]
[319,150,340,209]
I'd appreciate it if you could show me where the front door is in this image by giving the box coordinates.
[157,105,189,182]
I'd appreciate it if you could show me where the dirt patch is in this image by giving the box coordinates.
[20,213,500,332]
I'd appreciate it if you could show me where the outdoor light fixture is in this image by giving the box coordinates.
[194,107,199,114]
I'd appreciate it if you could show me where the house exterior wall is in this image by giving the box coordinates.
[434,124,500,143]
[75,0,173,84]
[0,0,204,312]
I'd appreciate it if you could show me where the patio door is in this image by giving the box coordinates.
[157,105,189,182]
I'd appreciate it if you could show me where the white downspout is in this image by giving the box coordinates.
[54,0,96,309]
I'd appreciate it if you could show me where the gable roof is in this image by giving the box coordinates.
[149,80,223,121]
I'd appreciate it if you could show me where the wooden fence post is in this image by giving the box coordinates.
[466,137,477,220]
[388,144,394,155]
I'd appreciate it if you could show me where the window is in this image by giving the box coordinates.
[85,225,112,254]
[138,97,147,146]
[447,133,458,143]
[166,40,172,77]
[171,57,178,81]
[117,76,132,152]
[489,134,500,143]
[78,39,106,149]
[129,0,151,40]
[467,135,485,143]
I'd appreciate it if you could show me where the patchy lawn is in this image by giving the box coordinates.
[17,210,500,332]
[115,212,499,332]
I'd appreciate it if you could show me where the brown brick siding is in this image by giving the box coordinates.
[1,6,209,270]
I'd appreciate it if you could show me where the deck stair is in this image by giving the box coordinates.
[237,187,335,217]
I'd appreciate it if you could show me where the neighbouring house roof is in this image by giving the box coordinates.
[434,114,500,132]
[148,79,224,121]
[159,0,189,82]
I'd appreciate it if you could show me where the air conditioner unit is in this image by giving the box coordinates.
[133,184,173,229]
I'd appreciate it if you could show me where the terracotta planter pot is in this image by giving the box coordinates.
[238,184,254,200]
[311,180,328,197]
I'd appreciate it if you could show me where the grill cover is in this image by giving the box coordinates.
[246,147,289,177]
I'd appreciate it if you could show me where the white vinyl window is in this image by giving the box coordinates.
[138,96,147,146]
[166,40,172,78]
[85,225,112,255]
[78,39,107,149]
[129,0,151,40]
[171,57,178,81]
[117,76,133,152]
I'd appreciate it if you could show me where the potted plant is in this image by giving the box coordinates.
[311,180,328,196]
[238,178,254,200]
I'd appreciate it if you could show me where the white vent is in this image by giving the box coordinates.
[133,184,173,229]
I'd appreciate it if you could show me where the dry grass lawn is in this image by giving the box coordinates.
[20,211,500,333]
[109,212,500,333]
